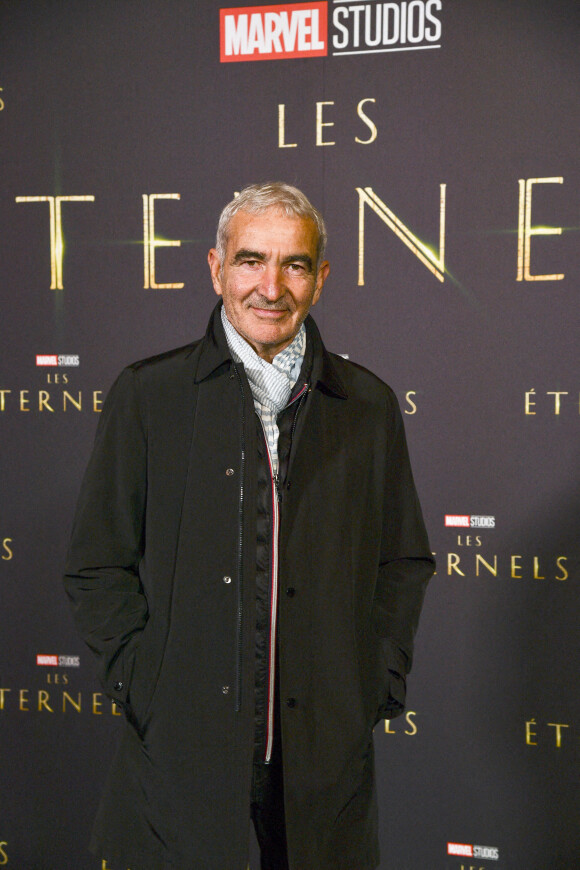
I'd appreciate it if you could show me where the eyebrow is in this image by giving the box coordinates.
[231,249,266,265]
[231,250,313,271]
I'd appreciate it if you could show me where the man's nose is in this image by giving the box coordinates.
[260,264,285,299]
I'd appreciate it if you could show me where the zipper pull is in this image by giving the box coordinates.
[274,473,281,500]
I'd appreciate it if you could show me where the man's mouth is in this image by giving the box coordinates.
[250,306,289,318]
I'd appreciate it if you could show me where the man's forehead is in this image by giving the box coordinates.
[227,208,318,248]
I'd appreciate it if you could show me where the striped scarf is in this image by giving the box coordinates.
[221,305,305,475]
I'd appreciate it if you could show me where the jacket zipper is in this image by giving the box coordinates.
[259,419,280,764]
[233,365,246,713]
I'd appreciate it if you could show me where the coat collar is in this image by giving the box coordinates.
[194,302,347,399]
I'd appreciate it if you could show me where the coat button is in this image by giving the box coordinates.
[222,686,230,695]
[225,468,235,476]
[286,697,297,708]
[113,681,123,692]
[223,575,232,584]
[286,587,295,597]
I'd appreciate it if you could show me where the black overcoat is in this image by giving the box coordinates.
[64,303,434,870]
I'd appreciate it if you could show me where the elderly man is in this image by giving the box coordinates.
[65,182,434,870]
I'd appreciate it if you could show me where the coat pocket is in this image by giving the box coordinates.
[374,640,408,722]
[124,618,165,736]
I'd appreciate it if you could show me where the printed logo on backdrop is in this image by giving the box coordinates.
[448,843,499,861]
[220,0,443,62]
[445,515,495,529]
[0,354,103,414]
[36,354,79,367]
[437,513,568,582]
[1,653,122,715]
[36,655,80,668]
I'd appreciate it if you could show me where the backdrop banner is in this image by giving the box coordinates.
[0,1,578,868]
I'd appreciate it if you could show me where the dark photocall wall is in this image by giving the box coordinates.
[1,1,578,867]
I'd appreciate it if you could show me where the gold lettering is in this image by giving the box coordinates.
[112,700,122,716]
[0,688,12,709]
[47,372,68,384]
[476,554,497,577]
[511,555,522,579]
[1,539,13,560]
[355,98,377,144]
[525,718,537,745]
[142,194,184,289]
[93,390,104,413]
[524,388,536,415]
[555,556,568,581]
[547,722,569,748]
[384,719,396,733]
[38,690,54,712]
[0,841,7,865]
[404,391,417,415]
[62,691,81,713]
[277,104,297,148]
[38,391,54,412]
[316,101,335,146]
[546,391,568,415]
[447,553,465,576]
[404,711,417,735]
[46,673,67,685]
[15,195,95,289]
[19,390,30,411]
[19,688,29,711]
[516,177,564,281]
[0,86,4,111]
[533,557,545,580]
[93,693,103,715]
[0,390,12,411]
[63,391,82,411]
[357,185,445,285]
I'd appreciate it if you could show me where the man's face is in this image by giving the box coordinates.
[208,208,329,362]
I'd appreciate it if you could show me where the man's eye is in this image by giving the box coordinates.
[287,263,305,273]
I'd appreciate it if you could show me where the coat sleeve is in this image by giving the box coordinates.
[64,366,149,711]
[372,387,435,718]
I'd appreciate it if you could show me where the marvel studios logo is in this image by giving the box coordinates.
[36,655,80,667]
[220,1,442,62]
[445,515,496,529]
[448,842,499,861]
[36,354,79,367]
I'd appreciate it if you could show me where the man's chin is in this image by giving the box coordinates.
[247,324,296,359]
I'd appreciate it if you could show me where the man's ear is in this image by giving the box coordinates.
[312,260,330,306]
[207,249,223,296]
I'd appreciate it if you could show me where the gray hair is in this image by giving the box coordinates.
[215,181,327,268]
